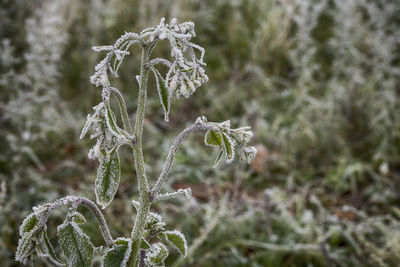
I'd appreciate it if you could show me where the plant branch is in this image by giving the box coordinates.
[38,196,113,246]
[147,58,172,68]
[152,188,192,202]
[151,122,219,198]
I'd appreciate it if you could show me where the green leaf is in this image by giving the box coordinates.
[221,131,235,163]
[19,213,38,235]
[205,130,222,146]
[36,231,65,266]
[16,212,44,264]
[152,68,170,122]
[162,230,187,256]
[95,146,121,209]
[57,220,94,267]
[140,238,150,250]
[70,212,87,224]
[213,149,224,168]
[105,103,122,137]
[15,230,37,263]
[19,213,39,236]
[147,243,169,265]
[103,238,132,267]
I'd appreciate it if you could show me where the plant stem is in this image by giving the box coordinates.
[129,46,151,266]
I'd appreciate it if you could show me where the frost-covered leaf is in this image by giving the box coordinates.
[82,101,131,163]
[161,230,187,256]
[213,149,224,168]
[145,243,169,267]
[105,104,122,137]
[80,117,91,140]
[102,238,132,267]
[221,131,235,163]
[205,130,222,146]
[37,231,65,266]
[95,146,121,209]
[140,238,151,250]
[57,219,94,267]
[15,230,38,264]
[151,68,170,121]
[145,212,166,236]
[238,146,257,164]
[69,211,87,224]
[16,212,44,264]
[19,213,38,236]
[198,118,256,166]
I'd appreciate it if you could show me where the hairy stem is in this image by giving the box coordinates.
[129,46,151,266]
[151,122,218,197]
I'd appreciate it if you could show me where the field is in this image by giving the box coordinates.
[1,0,400,266]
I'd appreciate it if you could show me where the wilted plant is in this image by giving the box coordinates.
[16,18,256,267]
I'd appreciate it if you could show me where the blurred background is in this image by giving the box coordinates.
[1,0,400,266]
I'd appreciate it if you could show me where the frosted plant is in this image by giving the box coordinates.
[16,18,256,267]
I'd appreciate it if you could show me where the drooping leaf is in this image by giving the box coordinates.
[95,146,121,209]
[105,104,122,137]
[204,130,222,146]
[162,230,187,256]
[36,230,65,266]
[15,230,38,264]
[57,219,94,267]
[103,238,132,267]
[151,68,170,121]
[213,149,224,168]
[221,131,235,163]
[80,117,91,140]
[16,212,43,264]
